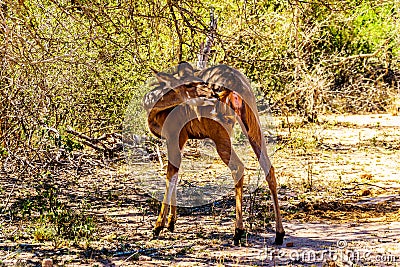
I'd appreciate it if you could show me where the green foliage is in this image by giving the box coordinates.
[352,2,397,54]
[0,145,7,158]
[0,1,399,225]
[1,0,399,147]
[52,134,84,153]
[11,172,97,246]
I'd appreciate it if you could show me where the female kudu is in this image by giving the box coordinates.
[143,62,285,245]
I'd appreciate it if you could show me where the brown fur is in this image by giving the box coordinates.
[144,63,285,245]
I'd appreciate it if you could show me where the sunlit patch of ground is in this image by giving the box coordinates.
[0,114,399,266]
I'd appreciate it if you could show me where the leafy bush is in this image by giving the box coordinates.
[0,0,399,233]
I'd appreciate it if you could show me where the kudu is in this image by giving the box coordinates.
[143,62,285,245]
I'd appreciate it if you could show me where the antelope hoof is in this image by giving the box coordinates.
[233,228,245,246]
[167,221,175,233]
[274,231,285,245]
[153,226,163,237]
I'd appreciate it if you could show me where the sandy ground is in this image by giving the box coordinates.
[0,114,399,266]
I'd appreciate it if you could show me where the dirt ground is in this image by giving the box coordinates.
[0,114,399,266]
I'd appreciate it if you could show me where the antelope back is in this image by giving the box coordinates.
[196,65,260,123]
[143,63,262,139]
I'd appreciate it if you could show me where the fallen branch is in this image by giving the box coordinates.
[66,128,106,152]
[66,127,123,156]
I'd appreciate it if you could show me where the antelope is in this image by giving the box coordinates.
[143,62,285,245]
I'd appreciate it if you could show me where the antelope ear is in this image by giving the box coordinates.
[154,71,178,88]
[177,61,194,77]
